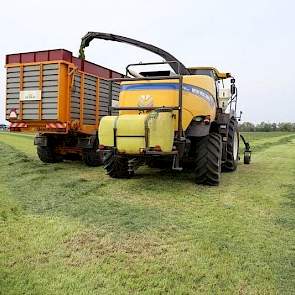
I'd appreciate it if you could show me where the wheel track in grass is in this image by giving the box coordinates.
[0,133,295,294]
[241,133,295,153]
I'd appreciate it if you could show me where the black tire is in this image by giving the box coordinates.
[195,133,222,186]
[244,153,251,164]
[63,153,81,161]
[222,118,239,172]
[82,149,102,167]
[37,146,63,163]
[104,153,132,178]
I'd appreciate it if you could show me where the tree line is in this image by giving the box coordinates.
[239,122,295,132]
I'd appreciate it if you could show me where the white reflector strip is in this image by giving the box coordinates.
[45,123,67,129]
[10,123,28,128]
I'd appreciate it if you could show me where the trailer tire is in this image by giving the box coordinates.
[63,153,81,161]
[82,149,102,167]
[195,133,222,186]
[37,146,63,163]
[104,154,133,178]
[222,118,239,172]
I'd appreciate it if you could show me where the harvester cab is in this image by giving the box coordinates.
[79,32,251,185]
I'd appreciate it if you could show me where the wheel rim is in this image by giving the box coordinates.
[233,131,239,161]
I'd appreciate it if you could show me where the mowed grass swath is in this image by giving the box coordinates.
[0,131,295,294]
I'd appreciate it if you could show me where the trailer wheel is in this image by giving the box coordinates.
[104,153,133,178]
[37,146,63,163]
[195,133,222,186]
[63,153,81,161]
[222,118,239,172]
[82,149,102,167]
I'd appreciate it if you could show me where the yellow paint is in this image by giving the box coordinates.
[99,111,174,153]
[118,75,217,131]
[99,116,117,146]
[188,67,231,79]
[148,111,174,152]
[58,63,69,122]
[116,114,146,153]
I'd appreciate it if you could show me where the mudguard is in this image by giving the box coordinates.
[186,121,211,137]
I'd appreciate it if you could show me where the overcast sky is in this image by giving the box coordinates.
[1,0,294,123]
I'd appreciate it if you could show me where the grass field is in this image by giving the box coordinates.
[0,131,295,294]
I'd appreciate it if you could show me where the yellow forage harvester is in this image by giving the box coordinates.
[79,32,251,185]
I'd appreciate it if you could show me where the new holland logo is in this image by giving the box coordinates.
[138,94,153,107]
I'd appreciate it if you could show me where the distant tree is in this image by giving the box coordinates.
[271,123,277,131]
[255,122,273,132]
[239,122,255,132]
[278,122,294,132]
[239,121,295,132]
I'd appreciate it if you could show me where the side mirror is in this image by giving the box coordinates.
[231,84,236,95]
[237,111,243,121]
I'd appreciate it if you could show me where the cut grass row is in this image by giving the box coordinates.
[0,132,295,294]
[0,130,293,158]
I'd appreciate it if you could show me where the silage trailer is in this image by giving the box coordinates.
[5,49,123,165]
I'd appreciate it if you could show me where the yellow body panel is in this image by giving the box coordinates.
[117,114,147,153]
[148,112,174,152]
[98,116,118,146]
[99,112,174,154]
[188,67,231,79]
[119,75,217,131]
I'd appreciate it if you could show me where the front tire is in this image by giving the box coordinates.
[222,118,239,172]
[195,133,222,186]
[104,153,133,178]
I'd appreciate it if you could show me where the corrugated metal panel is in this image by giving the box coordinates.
[22,100,39,120]
[83,74,98,125]
[7,67,20,73]
[7,82,20,89]
[99,80,120,116]
[22,65,40,119]
[71,73,81,120]
[41,114,56,120]
[41,63,59,119]
[23,81,39,89]
[42,92,58,98]
[23,114,39,120]
[6,66,20,119]
[23,76,38,82]
[7,77,20,83]
[23,65,39,72]
[83,119,96,125]
[43,69,58,76]
[43,64,59,70]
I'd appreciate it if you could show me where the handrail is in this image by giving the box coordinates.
[79,32,190,75]
[108,75,184,137]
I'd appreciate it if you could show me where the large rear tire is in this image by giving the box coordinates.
[222,118,239,172]
[104,153,133,178]
[37,146,63,163]
[195,133,222,186]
